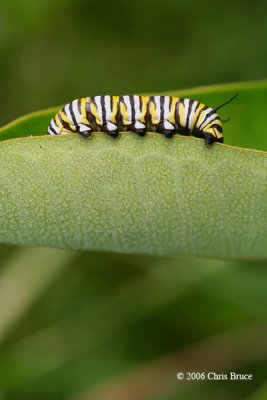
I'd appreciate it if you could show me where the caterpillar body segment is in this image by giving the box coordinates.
[48,95,231,145]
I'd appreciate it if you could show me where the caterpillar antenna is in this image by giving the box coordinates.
[221,117,231,123]
[214,93,238,112]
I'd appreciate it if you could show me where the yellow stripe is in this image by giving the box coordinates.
[80,97,88,124]
[189,102,203,129]
[169,97,179,124]
[149,101,158,125]
[195,103,208,128]
[178,102,186,127]
[140,96,149,123]
[205,118,223,139]
[90,102,102,125]
[59,110,70,124]
[211,118,222,126]
[59,110,76,131]
[110,96,119,123]
[120,100,129,125]
[205,126,222,139]
[57,111,74,132]
[55,114,62,128]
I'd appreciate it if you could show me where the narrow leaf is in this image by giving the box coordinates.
[0,132,266,258]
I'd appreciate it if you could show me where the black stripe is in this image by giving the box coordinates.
[85,98,97,129]
[63,106,75,129]
[139,96,143,119]
[198,108,215,129]
[175,99,182,128]
[160,96,165,123]
[144,96,150,126]
[52,117,59,127]
[58,112,75,132]
[91,97,98,119]
[211,123,223,133]
[198,110,217,130]
[146,97,154,127]
[92,96,102,129]
[85,98,92,123]
[192,102,202,131]
[77,99,82,114]
[204,108,215,120]
[69,101,78,128]
[116,96,124,127]
[129,95,135,123]
[118,95,124,121]
[110,96,114,117]
[85,98,90,120]
[91,96,97,107]
[101,96,106,125]
[186,99,193,129]
[188,101,197,132]
[193,105,208,132]
[169,96,172,113]
[48,124,57,134]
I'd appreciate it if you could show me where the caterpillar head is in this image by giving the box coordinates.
[202,118,224,145]
[201,93,238,146]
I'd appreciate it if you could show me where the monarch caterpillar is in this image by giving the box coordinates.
[48,94,237,145]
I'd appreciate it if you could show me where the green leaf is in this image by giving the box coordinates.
[0,80,267,258]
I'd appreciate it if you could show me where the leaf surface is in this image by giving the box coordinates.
[0,81,267,258]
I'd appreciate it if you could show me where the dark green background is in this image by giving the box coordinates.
[0,1,267,399]
[1,0,267,123]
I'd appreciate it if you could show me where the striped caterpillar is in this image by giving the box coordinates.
[48,94,237,145]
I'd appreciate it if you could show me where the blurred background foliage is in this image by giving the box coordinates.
[1,0,267,123]
[0,0,267,399]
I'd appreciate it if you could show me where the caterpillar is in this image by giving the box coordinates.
[48,94,237,145]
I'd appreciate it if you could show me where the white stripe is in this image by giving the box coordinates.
[183,99,190,127]
[198,108,216,129]
[51,120,60,133]
[199,112,217,129]
[188,100,198,131]
[104,95,111,121]
[48,126,55,135]
[133,96,141,120]
[64,103,74,125]
[179,101,186,127]
[163,97,174,130]
[123,96,132,122]
[72,99,81,124]
[79,123,91,132]
[154,96,161,123]
[197,108,213,127]
[134,121,146,129]
[95,96,103,123]
[164,120,175,130]
[107,122,117,131]
[163,96,170,120]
